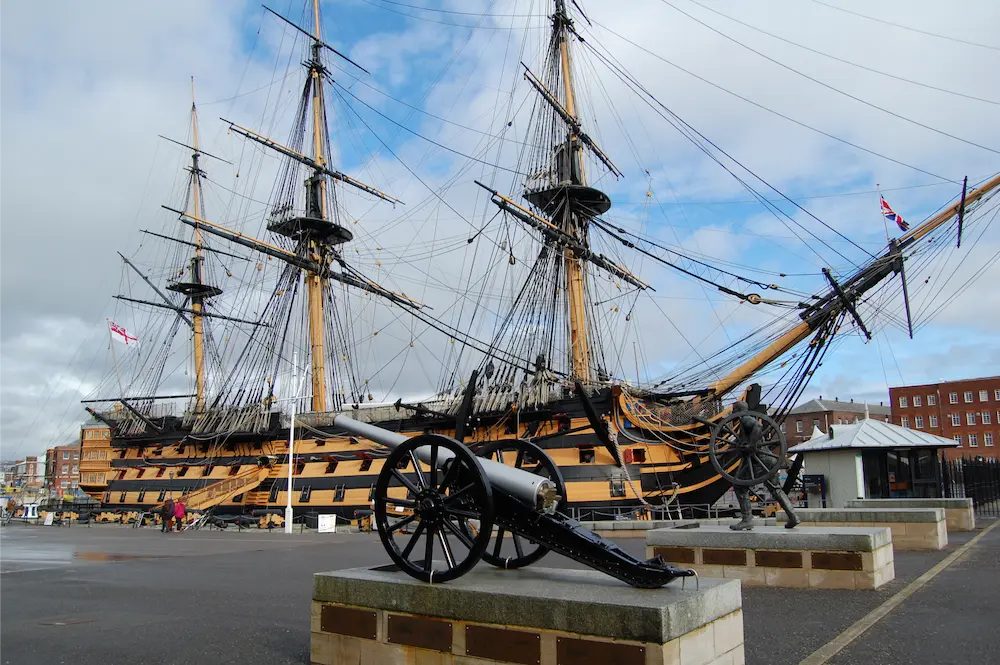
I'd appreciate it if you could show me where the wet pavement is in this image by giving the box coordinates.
[0,518,996,664]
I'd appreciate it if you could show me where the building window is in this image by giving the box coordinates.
[965,391,973,403]
[915,416,924,429]
[796,421,803,433]
[967,412,977,426]
[985,433,994,447]
[928,394,937,406]
[984,412,992,425]
[930,414,939,427]
[812,419,820,431]
[954,435,962,445]
[61,465,68,474]
[74,453,79,460]
[900,416,909,428]
[969,434,978,447]
[951,413,961,426]
[980,390,989,402]
[71,465,78,474]
[950,392,958,404]
[913,396,922,407]
[995,389,1000,401]
[899,396,908,408]
[63,452,70,460]
[61,480,69,488]
[780,422,786,433]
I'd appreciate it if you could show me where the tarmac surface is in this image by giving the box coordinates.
[1,517,996,665]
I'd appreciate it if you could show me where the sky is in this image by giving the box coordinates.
[1,0,998,460]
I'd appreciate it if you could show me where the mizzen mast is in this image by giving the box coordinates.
[166,78,223,413]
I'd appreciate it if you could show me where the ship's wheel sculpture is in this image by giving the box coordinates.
[700,401,800,530]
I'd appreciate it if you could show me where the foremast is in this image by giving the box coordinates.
[479,0,633,386]
[553,0,592,382]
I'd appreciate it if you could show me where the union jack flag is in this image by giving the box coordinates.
[880,195,909,232]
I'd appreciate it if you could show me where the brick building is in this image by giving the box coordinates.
[4,456,44,488]
[782,398,891,445]
[45,444,81,493]
[890,376,1000,460]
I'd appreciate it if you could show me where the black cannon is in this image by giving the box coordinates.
[330,414,694,588]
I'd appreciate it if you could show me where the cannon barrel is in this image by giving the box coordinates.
[331,413,557,511]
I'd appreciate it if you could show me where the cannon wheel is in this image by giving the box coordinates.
[477,439,567,569]
[708,410,786,488]
[374,433,495,583]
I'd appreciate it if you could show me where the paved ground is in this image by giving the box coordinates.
[1,518,996,665]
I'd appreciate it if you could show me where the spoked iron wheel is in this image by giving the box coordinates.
[374,434,494,583]
[477,439,567,569]
[708,409,787,487]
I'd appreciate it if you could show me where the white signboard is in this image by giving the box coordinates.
[317,514,337,533]
[43,512,54,526]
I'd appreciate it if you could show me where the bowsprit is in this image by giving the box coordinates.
[331,413,695,588]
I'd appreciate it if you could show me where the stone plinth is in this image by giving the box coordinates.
[777,507,947,551]
[646,525,894,590]
[312,565,744,665]
[579,519,777,538]
[844,498,975,532]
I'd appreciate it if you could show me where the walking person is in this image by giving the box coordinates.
[173,499,186,532]
[161,497,174,533]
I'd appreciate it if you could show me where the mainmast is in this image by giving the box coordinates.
[306,0,330,413]
[166,79,222,413]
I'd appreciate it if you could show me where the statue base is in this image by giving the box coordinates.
[312,565,743,665]
[646,525,895,589]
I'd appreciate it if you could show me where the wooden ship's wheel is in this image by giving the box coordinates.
[706,409,787,488]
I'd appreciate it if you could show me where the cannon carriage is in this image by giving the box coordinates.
[331,413,697,588]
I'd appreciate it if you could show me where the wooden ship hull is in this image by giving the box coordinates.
[78,0,1000,530]
[84,387,737,522]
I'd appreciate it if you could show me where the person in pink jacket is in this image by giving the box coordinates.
[173,500,186,532]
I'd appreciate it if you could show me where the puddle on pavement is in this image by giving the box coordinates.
[74,552,179,562]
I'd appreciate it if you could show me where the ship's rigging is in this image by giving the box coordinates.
[85,0,999,458]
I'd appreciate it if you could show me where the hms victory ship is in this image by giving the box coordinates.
[78,0,1000,529]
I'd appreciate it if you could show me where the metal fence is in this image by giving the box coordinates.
[942,457,1000,517]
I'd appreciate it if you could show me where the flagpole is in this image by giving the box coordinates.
[877,184,891,245]
[107,319,123,395]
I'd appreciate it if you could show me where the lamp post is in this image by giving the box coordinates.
[285,352,299,534]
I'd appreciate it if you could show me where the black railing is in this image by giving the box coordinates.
[942,457,1000,517]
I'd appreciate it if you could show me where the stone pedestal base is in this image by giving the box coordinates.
[777,508,948,550]
[312,565,744,665]
[646,526,894,589]
[844,499,975,532]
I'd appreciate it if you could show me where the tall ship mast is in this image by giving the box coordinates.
[81,1,1000,527]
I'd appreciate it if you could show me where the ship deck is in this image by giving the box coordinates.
[1,519,997,664]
